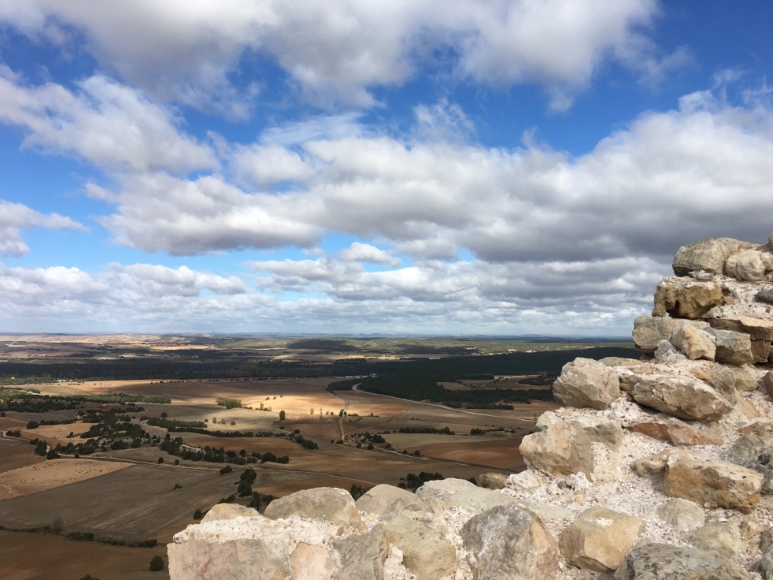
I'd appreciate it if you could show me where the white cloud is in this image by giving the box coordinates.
[0,255,657,334]
[0,0,665,111]
[0,262,254,326]
[100,173,321,255]
[231,144,314,187]
[0,74,216,173]
[338,242,400,267]
[0,201,85,257]
[90,89,773,264]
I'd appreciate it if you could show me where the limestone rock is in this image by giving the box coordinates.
[728,435,773,494]
[631,375,734,422]
[356,484,437,522]
[702,365,737,404]
[709,316,773,363]
[670,324,716,361]
[761,527,773,553]
[383,511,455,580]
[416,478,513,512]
[672,237,754,276]
[552,358,621,410]
[666,419,723,447]
[461,504,559,580]
[757,286,773,305]
[291,543,332,580]
[614,543,754,580]
[201,503,259,523]
[632,316,709,354]
[559,506,643,572]
[478,472,507,490]
[707,328,755,365]
[726,249,769,281]
[731,367,758,391]
[663,450,763,513]
[628,420,670,441]
[415,477,570,520]
[506,469,548,492]
[765,371,773,397]
[600,357,649,369]
[331,525,389,580]
[519,420,594,477]
[583,419,624,450]
[631,450,671,477]
[688,521,742,558]
[648,498,705,531]
[653,340,686,364]
[264,487,365,532]
[652,277,724,319]
[737,397,761,419]
[760,548,773,580]
[629,418,722,446]
[169,537,292,580]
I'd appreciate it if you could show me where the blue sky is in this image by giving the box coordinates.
[0,0,772,335]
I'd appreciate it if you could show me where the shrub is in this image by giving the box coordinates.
[157,457,164,464]
[149,555,164,571]
[237,480,252,497]
[160,411,168,418]
[193,509,203,520]
[79,575,99,580]
[216,397,242,409]
[220,465,233,475]
[26,421,39,429]
[279,410,286,421]
[46,449,59,460]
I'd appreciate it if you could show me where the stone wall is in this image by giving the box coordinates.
[168,233,773,580]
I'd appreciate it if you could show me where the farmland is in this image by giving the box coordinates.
[0,333,635,579]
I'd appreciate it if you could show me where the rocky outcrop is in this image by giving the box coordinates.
[728,435,773,494]
[631,375,733,421]
[709,316,773,363]
[559,507,643,572]
[632,316,709,354]
[707,328,755,365]
[264,487,366,532]
[478,472,507,490]
[461,504,559,580]
[663,451,763,513]
[671,237,754,276]
[614,543,754,580]
[553,358,621,409]
[652,277,724,319]
[519,420,594,476]
[647,498,705,531]
[688,521,742,558]
[670,324,716,360]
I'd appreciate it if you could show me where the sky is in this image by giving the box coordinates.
[0,1,772,336]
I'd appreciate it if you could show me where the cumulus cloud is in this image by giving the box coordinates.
[0,0,665,111]
[0,254,657,334]
[84,88,773,264]
[0,201,85,256]
[0,262,254,327]
[231,144,314,187]
[338,242,401,267]
[100,173,321,255]
[0,73,216,172]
